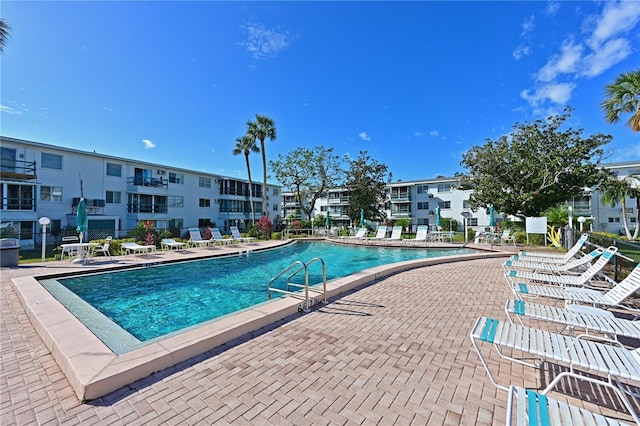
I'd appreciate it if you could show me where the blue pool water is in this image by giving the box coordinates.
[43,241,474,347]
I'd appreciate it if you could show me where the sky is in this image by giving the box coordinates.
[1,1,640,185]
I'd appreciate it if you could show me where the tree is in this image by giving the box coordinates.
[232,134,260,225]
[246,114,277,217]
[460,107,611,217]
[0,19,10,53]
[599,175,640,240]
[602,69,640,132]
[344,151,388,224]
[270,146,344,220]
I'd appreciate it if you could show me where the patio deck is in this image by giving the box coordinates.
[1,241,637,425]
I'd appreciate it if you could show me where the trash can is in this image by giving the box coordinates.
[0,238,20,267]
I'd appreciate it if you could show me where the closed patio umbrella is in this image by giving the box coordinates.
[360,209,365,227]
[325,211,330,227]
[488,205,495,228]
[435,205,441,228]
[76,198,88,243]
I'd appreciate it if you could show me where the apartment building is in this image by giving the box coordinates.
[0,136,282,249]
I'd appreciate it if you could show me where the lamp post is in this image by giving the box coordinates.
[461,210,472,243]
[39,217,51,262]
[577,216,586,232]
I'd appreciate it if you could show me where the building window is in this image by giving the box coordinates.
[272,188,279,196]
[199,198,211,208]
[169,172,184,184]
[40,186,62,202]
[198,219,212,227]
[273,203,278,211]
[168,219,183,230]
[468,218,478,226]
[437,183,452,192]
[199,177,211,188]
[417,185,429,193]
[106,162,122,177]
[417,202,429,210]
[169,195,184,207]
[608,217,621,223]
[438,201,451,209]
[41,153,62,170]
[106,191,121,204]
[6,184,34,210]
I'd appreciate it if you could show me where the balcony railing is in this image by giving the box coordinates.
[2,197,36,210]
[0,160,37,181]
[127,176,168,188]
[389,195,412,202]
[127,203,168,214]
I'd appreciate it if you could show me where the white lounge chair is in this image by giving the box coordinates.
[161,238,186,251]
[388,226,403,240]
[498,229,516,245]
[188,227,213,248]
[512,234,589,264]
[405,225,429,245]
[514,264,640,309]
[470,316,640,423]
[502,247,603,273]
[230,226,255,243]
[341,227,368,239]
[505,246,618,289]
[506,385,629,426]
[121,242,156,255]
[91,236,112,260]
[210,228,232,245]
[364,227,387,240]
[505,298,640,341]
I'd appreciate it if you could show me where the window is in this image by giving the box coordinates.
[198,219,212,227]
[437,183,452,192]
[41,153,62,170]
[168,195,184,207]
[40,186,62,201]
[417,202,429,210]
[106,191,121,204]
[168,219,183,230]
[199,177,211,188]
[272,188,279,196]
[6,184,34,210]
[468,218,478,226]
[608,217,621,223]
[438,201,451,209]
[631,217,637,223]
[199,198,211,208]
[417,185,429,193]
[463,200,471,209]
[169,172,184,184]
[106,162,122,177]
[273,203,278,211]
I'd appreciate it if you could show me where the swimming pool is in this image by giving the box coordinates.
[40,241,475,352]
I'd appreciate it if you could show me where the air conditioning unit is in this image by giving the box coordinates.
[157,170,166,175]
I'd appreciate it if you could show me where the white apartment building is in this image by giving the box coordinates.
[0,136,282,248]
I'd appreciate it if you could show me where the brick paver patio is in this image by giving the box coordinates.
[1,244,637,425]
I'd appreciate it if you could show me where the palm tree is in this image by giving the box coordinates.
[600,175,640,240]
[246,114,277,217]
[602,69,640,132]
[0,19,10,53]
[232,135,260,226]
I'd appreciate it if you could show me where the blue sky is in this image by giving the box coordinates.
[2,1,639,184]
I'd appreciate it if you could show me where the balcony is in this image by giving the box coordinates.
[389,195,411,202]
[127,176,168,189]
[0,160,37,181]
[127,203,168,214]
[2,196,36,211]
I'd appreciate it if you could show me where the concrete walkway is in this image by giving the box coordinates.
[1,242,637,425]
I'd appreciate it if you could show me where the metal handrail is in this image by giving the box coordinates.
[267,257,328,312]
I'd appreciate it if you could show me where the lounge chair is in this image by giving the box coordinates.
[505,246,618,289]
[161,238,186,251]
[91,236,112,260]
[188,227,213,248]
[514,264,640,309]
[512,234,589,264]
[341,227,368,239]
[210,228,232,245]
[405,225,429,245]
[230,226,256,243]
[121,242,156,255]
[505,298,640,341]
[388,226,403,240]
[470,316,640,423]
[506,385,629,426]
[364,227,387,240]
[502,247,603,273]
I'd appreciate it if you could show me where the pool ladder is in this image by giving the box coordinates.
[267,257,328,312]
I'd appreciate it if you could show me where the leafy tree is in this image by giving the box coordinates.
[232,134,260,225]
[602,69,640,132]
[460,108,611,217]
[599,175,640,240]
[345,151,388,224]
[0,19,10,53]
[542,205,569,227]
[270,146,344,220]
[246,114,277,217]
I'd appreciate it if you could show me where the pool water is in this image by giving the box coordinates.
[43,241,474,347]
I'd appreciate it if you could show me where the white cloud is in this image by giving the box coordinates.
[142,139,156,150]
[239,22,291,59]
[429,130,439,137]
[0,105,22,115]
[414,131,423,137]
[545,1,560,17]
[512,44,531,60]
[536,40,583,82]
[358,132,370,141]
[520,82,576,107]
[586,0,640,50]
[581,38,632,77]
[521,15,535,36]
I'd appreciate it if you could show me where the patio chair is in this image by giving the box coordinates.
[405,225,429,245]
[502,247,603,273]
[513,264,640,309]
[188,227,213,248]
[364,227,387,240]
[91,236,112,260]
[470,316,640,423]
[210,228,232,245]
[121,242,156,255]
[498,229,516,246]
[512,233,589,264]
[505,246,618,289]
[230,226,256,243]
[505,298,640,341]
[506,385,629,426]
[161,238,186,251]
